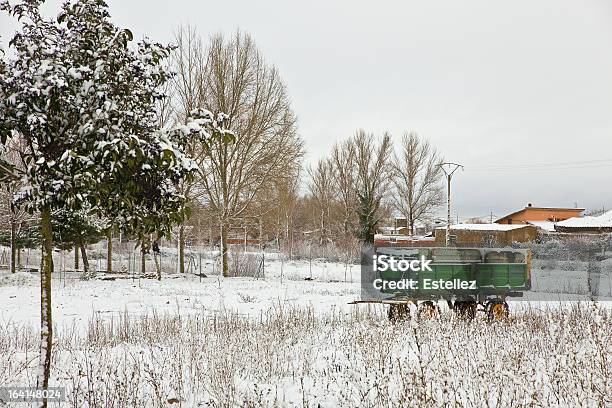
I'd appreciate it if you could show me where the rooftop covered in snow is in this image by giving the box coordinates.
[555,210,612,231]
[435,223,532,232]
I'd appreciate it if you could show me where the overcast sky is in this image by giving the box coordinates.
[2,0,612,220]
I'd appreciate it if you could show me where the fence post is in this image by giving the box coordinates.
[261,252,265,279]
[309,243,313,280]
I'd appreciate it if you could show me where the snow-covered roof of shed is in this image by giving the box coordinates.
[435,223,530,232]
[555,210,612,228]
[374,234,435,241]
[378,227,406,233]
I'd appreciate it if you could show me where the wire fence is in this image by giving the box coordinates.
[0,244,270,280]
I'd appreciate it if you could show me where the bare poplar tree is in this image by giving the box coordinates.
[330,139,357,236]
[307,159,337,244]
[392,131,444,235]
[351,130,392,243]
[170,25,205,273]
[276,169,301,256]
[197,31,304,277]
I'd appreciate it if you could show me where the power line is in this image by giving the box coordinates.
[468,158,612,171]
[471,157,612,168]
[465,163,612,173]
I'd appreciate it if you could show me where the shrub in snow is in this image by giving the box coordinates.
[0,271,36,286]
[228,250,264,278]
[515,237,604,261]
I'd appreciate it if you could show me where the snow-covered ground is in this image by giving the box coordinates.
[1,256,610,330]
[0,258,611,407]
[0,260,361,330]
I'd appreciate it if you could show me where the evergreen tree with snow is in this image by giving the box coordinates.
[0,0,230,402]
[51,208,103,275]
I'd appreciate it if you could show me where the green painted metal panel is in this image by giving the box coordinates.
[476,265,494,287]
[373,247,531,299]
[509,264,527,287]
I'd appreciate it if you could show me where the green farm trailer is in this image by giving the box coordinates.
[354,246,532,320]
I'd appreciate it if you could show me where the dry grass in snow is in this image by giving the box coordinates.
[0,303,610,407]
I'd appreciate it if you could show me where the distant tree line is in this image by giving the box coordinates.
[304,131,444,246]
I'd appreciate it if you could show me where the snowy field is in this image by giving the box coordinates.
[0,259,611,407]
[0,259,361,329]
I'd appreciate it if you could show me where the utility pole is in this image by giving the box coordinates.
[440,162,463,247]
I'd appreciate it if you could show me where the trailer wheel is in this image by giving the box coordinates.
[487,299,509,321]
[417,301,439,319]
[453,300,477,320]
[388,304,410,322]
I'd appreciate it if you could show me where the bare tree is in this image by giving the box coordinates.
[391,131,444,235]
[250,165,301,253]
[307,158,337,244]
[276,169,301,256]
[330,139,357,236]
[306,131,391,244]
[171,26,203,125]
[351,130,392,243]
[0,137,31,273]
[196,31,304,277]
[169,26,205,273]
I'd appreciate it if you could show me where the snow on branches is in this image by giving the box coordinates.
[171,109,234,149]
[0,0,231,236]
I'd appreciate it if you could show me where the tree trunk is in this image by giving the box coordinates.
[320,209,325,245]
[141,246,146,275]
[74,245,79,271]
[37,206,53,407]
[106,229,112,274]
[178,224,185,274]
[409,212,414,236]
[220,221,229,277]
[153,247,161,281]
[79,240,89,276]
[10,219,16,273]
[140,237,148,275]
[289,219,294,260]
[39,243,44,276]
